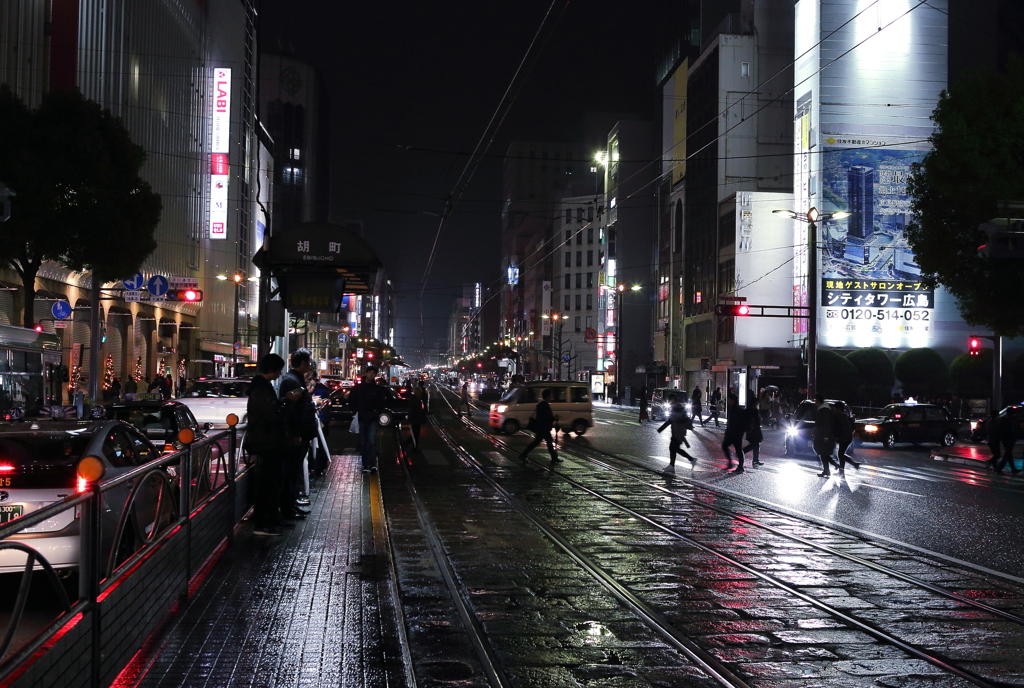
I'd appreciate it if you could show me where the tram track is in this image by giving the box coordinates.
[432,385,1023,687]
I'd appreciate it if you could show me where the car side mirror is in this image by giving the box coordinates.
[204,422,214,430]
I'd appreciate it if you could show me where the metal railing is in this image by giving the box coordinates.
[0,422,252,688]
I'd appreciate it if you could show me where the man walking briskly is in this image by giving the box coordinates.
[518,388,560,464]
[742,399,764,467]
[657,394,695,467]
[833,400,860,475]
[349,368,388,472]
[691,386,704,426]
[987,410,1004,472]
[721,393,745,472]
[247,354,303,536]
[279,349,316,517]
[813,394,836,478]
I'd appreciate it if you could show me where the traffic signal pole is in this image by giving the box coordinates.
[994,336,1002,412]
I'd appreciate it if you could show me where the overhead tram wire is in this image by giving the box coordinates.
[416,0,568,360]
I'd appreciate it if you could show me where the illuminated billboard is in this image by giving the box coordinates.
[792,0,949,350]
[209,68,231,240]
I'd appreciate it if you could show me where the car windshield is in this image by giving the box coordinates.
[112,408,176,432]
[184,380,249,398]
[877,405,904,419]
[500,387,521,402]
[0,433,92,465]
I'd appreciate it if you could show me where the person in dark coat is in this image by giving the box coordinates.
[160,375,172,399]
[279,349,316,515]
[833,400,859,474]
[349,368,389,472]
[657,394,695,467]
[691,386,704,426]
[518,388,560,463]
[742,400,764,467]
[995,412,1020,475]
[148,374,163,394]
[406,387,427,448]
[813,394,836,478]
[721,393,745,472]
[123,376,138,396]
[246,354,303,536]
[987,410,1004,471]
[638,385,649,423]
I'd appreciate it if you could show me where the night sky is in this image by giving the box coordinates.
[259,0,662,366]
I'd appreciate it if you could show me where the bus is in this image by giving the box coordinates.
[0,324,63,419]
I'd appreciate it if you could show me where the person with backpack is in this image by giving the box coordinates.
[518,388,560,464]
[656,394,695,467]
[833,400,859,474]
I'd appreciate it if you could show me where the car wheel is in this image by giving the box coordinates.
[378,412,393,427]
[571,419,588,436]
[941,430,956,447]
[882,431,897,449]
[502,419,520,434]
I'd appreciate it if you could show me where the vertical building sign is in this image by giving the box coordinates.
[209,68,231,240]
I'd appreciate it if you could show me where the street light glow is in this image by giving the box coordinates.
[630,285,641,292]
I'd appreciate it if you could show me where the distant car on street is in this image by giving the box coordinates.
[854,403,969,448]
[326,384,411,426]
[0,420,174,573]
[967,404,1024,443]
[649,388,688,421]
[178,377,250,427]
[784,399,847,456]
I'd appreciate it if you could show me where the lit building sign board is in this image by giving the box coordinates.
[209,68,231,240]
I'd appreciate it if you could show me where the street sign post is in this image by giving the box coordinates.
[51,301,72,320]
[123,272,145,291]
[124,291,142,303]
[337,333,349,344]
[147,274,169,297]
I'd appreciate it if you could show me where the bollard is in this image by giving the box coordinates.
[177,429,194,595]
[76,456,105,688]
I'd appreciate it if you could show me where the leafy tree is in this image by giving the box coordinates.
[905,61,1024,337]
[845,347,895,406]
[817,349,860,402]
[949,348,993,397]
[0,86,160,328]
[894,348,950,399]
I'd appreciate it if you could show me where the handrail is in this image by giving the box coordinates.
[0,422,250,688]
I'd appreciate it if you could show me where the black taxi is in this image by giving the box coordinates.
[103,393,206,452]
[854,403,968,448]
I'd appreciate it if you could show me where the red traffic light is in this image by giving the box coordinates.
[366,352,374,359]
[167,288,203,302]
[714,304,751,316]
[968,337,982,356]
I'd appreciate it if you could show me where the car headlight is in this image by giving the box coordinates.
[684,403,691,411]
[495,405,508,413]
[863,424,879,433]
[786,426,799,437]
[663,403,672,411]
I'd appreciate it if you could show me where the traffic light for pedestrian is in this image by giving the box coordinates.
[166,289,203,302]
[968,337,982,356]
[714,304,751,316]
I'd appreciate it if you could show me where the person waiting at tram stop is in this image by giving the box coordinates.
[518,388,560,464]
[721,393,745,473]
[742,399,764,468]
[349,367,389,473]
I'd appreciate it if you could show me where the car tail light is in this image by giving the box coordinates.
[76,475,89,493]
[0,464,14,472]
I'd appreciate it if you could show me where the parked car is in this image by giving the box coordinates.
[784,399,848,455]
[103,396,207,453]
[854,403,970,448]
[489,381,593,436]
[178,377,250,427]
[0,420,175,573]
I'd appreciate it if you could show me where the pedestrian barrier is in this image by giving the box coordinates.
[0,420,251,688]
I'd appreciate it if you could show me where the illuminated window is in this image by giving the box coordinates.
[289,148,301,160]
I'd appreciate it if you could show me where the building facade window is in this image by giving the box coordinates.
[565,295,571,310]
[586,294,593,310]
[586,250,593,266]
[564,274,571,289]
[586,272,594,288]
[576,273,582,289]
[574,316,581,332]
[565,208,572,224]
[587,227,593,243]
[576,251,582,267]
[565,252,571,268]
[575,295,582,310]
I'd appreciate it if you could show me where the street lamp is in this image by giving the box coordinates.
[772,207,851,399]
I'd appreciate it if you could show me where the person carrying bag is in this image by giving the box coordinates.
[656,394,695,467]
[518,388,560,464]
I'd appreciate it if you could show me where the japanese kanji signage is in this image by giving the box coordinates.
[822,279,934,335]
[209,68,231,240]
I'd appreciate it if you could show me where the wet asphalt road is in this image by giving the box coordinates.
[572,405,1024,580]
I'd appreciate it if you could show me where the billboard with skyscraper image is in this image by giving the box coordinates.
[818,140,933,345]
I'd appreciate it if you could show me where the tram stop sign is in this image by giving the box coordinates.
[252,222,384,313]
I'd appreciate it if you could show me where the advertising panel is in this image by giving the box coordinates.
[209,68,231,240]
[818,140,932,347]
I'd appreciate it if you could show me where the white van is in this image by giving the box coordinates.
[488,381,593,435]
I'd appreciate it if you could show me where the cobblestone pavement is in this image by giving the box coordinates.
[415,388,1024,687]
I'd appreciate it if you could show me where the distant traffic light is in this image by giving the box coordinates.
[166,289,203,302]
[32,323,43,333]
[714,304,751,316]
[969,337,982,356]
